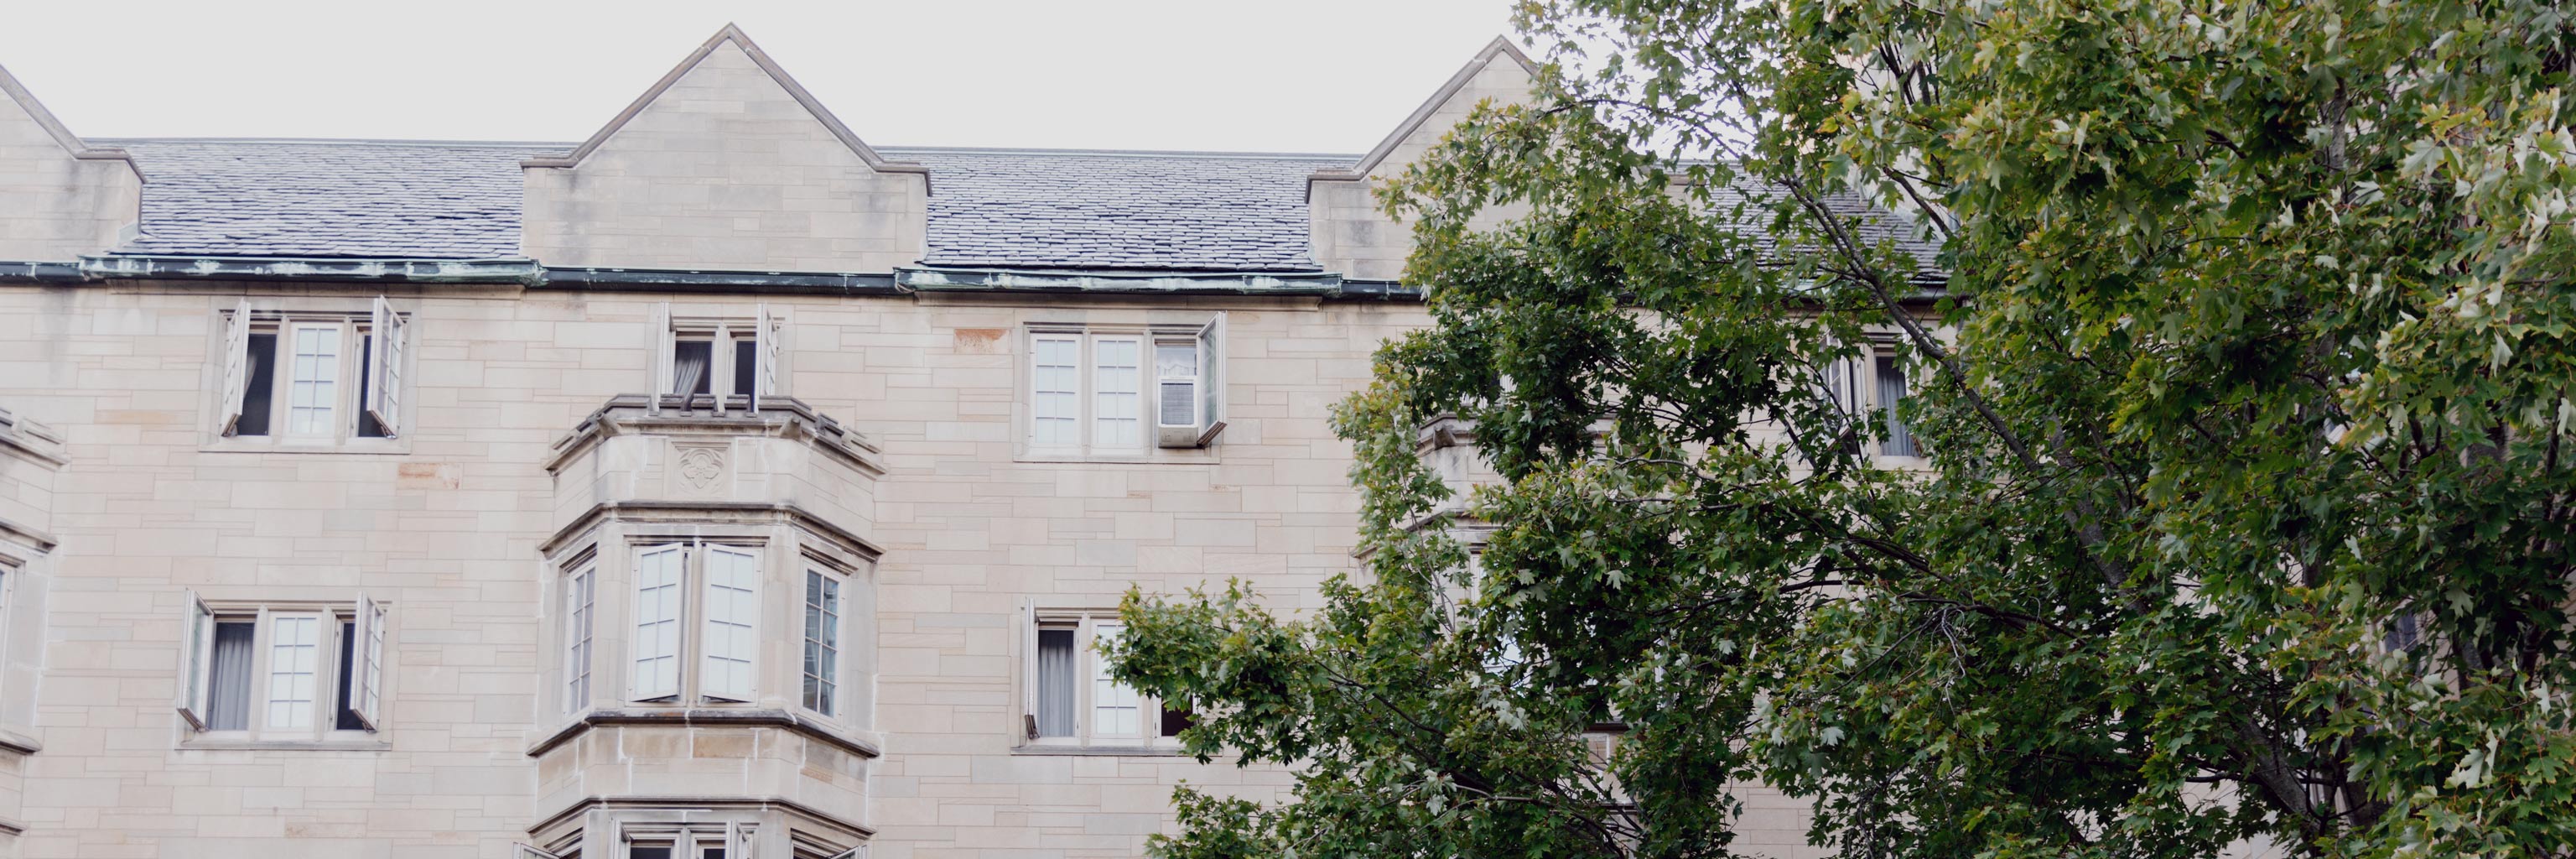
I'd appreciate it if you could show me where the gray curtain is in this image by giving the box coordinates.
[1877,357,1919,456]
[207,622,255,730]
[1036,629,1077,737]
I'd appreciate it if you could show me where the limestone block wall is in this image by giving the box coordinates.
[521,39,928,273]
[1309,46,1537,282]
[0,69,138,263]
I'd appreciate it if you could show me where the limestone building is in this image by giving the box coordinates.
[0,25,1875,858]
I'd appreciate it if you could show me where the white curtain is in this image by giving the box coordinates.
[207,622,255,730]
[672,347,709,401]
[1876,357,1919,456]
[1035,628,1077,737]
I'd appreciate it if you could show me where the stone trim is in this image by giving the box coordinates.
[538,502,884,562]
[527,794,875,846]
[1307,35,1540,188]
[0,726,40,756]
[522,23,929,188]
[523,707,882,759]
[548,394,884,476]
[0,62,139,174]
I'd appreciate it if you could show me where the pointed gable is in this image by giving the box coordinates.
[0,63,140,261]
[1308,37,1541,281]
[520,24,929,273]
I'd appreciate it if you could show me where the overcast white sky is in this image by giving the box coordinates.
[1,0,1524,154]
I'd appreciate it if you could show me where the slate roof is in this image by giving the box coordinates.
[90,138,1940,277]
[106,139,555,259]
[885,148,1348,272]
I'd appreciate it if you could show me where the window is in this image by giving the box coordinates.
[1023,610,1190,748]
[177,592,388,740]
[1815,339,1919,459]
[217,298,408,442]
[626,542,763,705]
[1025,315,1227,454]
[621,823,748,859]
[802,569,844,717]
[564,562,596,714]
[648,303,782,413]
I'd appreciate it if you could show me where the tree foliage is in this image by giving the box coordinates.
[1112,0,2576,856]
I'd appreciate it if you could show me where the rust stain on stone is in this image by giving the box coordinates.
[397,462,460,489]
[953,327,1007,353]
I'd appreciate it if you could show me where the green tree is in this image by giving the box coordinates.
[1112,0,2576,856]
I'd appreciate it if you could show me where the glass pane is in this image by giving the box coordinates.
[701,548,758,700]
[1035,627,1076,737]
[1876,356,1919,456]
[287,326,341,436]
[1032,336,1082,445]
[633,548,684,698]
[206,622,257,731]
[335,621,366,731]
[1092,623,1140,737]
[268,616,319,728]
[356,332,387,437]
[733,337,759,398]
[672,340,713,396]
[630,847,673,859]
[802,570,841,716]
[236,333,277,436]
[1094,338,1140,446]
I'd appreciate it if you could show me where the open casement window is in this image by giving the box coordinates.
[179,596,391,740]
[802,567,845,717]
[1154,313,1227,448]
[564,561,598,715]
[216,302,408,442]
[1023,608,1191,748]
[700,546,760,702]
[648,303,785,417]
[627,541,765,705]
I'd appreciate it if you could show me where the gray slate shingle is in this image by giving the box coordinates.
[94,139,1941,276]
[107,140,555,259]
[884,148,1348,272]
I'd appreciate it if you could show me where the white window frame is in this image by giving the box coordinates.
[1022,607,1186,749]
[699,545,760,703]
[216,304,409,445]
[1025,316,1226,455]
[1815,337,1922,461]
[176,595,390,742]
[625,540,766,706]
[648,303,785,416]
[564,560,597,716]
[801,565,846,719]
[620,821,748,859]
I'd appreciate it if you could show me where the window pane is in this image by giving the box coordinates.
[267,616,319,728]
[1156,342,1197,377]
[356,332,387,438]
[701,547,758,700]
[802,570,840,716]
[633,548,684,699]
[673,340,713,396]
[1035,627,1076,737]
[630,848,673,859]
[1031,336,1081,445]
[1161,702,1194,737]
[335,621,366,731]
[206,621,256,731]
[565,568,595,712]
[1876,356,1919,456]
[1092,623,1140,737]
[287,326,340,436]
[1094,338,1141,447]
[236,333,277,436]
[734,337,760,398]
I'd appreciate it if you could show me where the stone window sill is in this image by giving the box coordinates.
[179,737,392,752]
[1011,744,1186,757]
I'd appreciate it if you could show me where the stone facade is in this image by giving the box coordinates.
[0,25,1841,859]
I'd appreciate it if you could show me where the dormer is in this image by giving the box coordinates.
[521,24,930,273]
[0,63,139,262]
[1308,37,1541,282]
